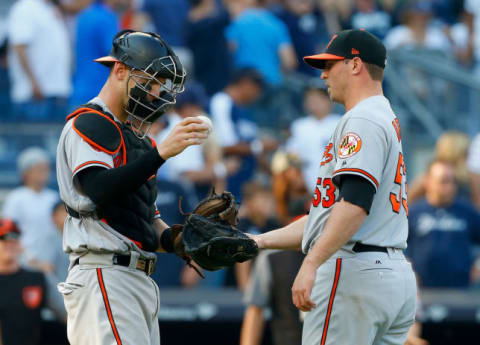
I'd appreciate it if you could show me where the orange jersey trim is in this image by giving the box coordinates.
[333,168,379,188]
[67,107,127,166]
[96,268,123,345]
[73,161,112,174]
[320,258,342,345]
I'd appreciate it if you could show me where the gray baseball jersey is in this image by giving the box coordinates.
[56,97,158,260]
[56,98,161,345]
[300,95,416,345]
[302,95,408,253]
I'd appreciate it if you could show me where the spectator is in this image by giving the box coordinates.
[132,0,193,72]
[236,181,280,290]
[467,133,480,210]
[7,0,71,121]
[285,85,341,193]
[185,0,233,95]
[273,0,330,76]
[1,147,64,276]
[407,160,480,288]
[384,1,451,53]
[348,0,392,40]
[240,249,305,345]
[270,151,309,225]
[155,81,231,201]
[408,131,472,204]
[209,68,277,200]
[70,0,123,108]
[224,0,297,85]
[0,218,66,345]
[464,0,480,72]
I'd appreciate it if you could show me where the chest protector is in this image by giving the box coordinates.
[67,104,159,251]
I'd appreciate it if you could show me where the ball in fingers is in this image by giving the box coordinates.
[197,114,213,135]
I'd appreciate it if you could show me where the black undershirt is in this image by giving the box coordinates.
[337,174,376,214]
[76,148,164,206]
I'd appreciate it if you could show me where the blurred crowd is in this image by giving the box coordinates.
[1,0,480,344]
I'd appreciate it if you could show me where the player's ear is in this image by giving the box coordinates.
[112,62,129,81]
[351,57,362,75]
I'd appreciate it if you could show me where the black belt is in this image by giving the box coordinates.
[352,242,388,253]
[73,254,155,275]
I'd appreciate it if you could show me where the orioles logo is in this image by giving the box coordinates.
[338,132,362,158]
[22,286,43,309]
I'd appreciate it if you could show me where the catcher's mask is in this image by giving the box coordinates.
[95,30,186,138]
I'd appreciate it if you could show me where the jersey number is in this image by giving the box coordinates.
[312,177,336,208]
[389,153,408,215]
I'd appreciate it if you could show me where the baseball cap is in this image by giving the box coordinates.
[0,218,21,241]
[17,147,50,175]
[304,29,387,70]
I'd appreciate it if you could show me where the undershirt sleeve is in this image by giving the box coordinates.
[337,174,376,214]
[76,148,164,206]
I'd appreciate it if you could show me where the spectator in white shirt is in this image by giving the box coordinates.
[1,147,64,276]
[286,85,340,193]
[7,0,71,121]
[155,81,232,201]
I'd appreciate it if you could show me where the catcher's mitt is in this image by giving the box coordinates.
[182,191,258,271]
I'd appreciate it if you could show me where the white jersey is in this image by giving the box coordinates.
[302,95,408,253]
[56,97,157,258]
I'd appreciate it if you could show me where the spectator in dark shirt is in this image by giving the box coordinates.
[0,218,66,345]
[274,0,330,76]
[348,0,392,40]
[209,68,277,201]
[185,0,232,95]
[407,160,480,288]
[70,0,120,108]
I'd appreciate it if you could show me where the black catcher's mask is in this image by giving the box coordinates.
[96,30,186,138]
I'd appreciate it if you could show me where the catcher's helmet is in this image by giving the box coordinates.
[95,30,186,138]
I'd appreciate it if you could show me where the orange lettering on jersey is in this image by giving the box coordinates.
[312,177,336,208]
[22,286,43,309]
[321,143,334,166]
[392,118,401,142]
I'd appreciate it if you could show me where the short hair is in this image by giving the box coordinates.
[434,131,470,163]
[230,68,265,89]
[364,62,384,81]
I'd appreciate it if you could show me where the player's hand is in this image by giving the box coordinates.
[292,259,317,312]
[157,117,209,159]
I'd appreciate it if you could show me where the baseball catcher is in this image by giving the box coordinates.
[169,191,259,275]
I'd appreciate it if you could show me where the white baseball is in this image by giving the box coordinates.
[197,114,213,135]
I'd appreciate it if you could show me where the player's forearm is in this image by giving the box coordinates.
[255,215,307,250]
[154,218,170,253]
[240,306,265,345]
[305,199,366,269]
